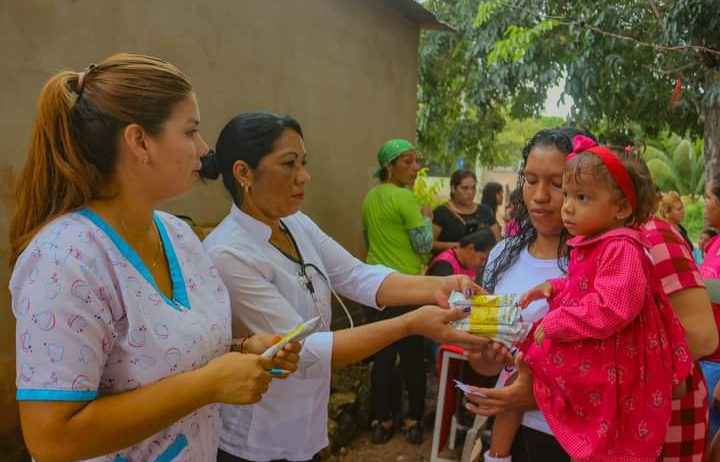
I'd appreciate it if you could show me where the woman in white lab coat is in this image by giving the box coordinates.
[201,111,488,462]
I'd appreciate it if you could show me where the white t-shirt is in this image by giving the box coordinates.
[11,210,232,462]
[483,239,565,434]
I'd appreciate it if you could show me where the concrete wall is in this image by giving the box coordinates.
[0,0,420,452]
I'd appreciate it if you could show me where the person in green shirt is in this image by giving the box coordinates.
[362,139,433,274]
[361,139,433,445]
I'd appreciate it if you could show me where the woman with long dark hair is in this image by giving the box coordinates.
[468,129,717,462]
[480,181,504,218]
[476,128,579,461]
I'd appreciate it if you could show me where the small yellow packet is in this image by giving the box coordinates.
[468,305,521,325]
[468,294,501,307]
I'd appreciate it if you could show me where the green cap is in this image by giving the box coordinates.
[373,139,416,178]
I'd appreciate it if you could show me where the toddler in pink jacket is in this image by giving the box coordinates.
[485,138,691,462]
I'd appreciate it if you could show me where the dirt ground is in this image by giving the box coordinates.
[332,429,439,462]
[329,373,479,462]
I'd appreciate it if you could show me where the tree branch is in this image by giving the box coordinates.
[658,62,701,75]
[482,1,720,58]
[581,23,720,57]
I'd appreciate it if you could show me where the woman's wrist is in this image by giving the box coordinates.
[231,335,254,354]
[401,309,418,337]
[190,362,218,406]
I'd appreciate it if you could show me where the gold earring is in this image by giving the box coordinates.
[143,156,149,164]
[242,183,250,193]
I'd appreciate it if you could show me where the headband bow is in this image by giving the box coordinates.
[567,134,597,160]
[566,135,637,212]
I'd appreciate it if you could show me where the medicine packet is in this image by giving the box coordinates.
[448,292,532,346]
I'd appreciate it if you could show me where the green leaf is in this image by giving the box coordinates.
[475,1,506,27]
[643,146,670,163]
[672,139,692,181]
[646,158,680,191]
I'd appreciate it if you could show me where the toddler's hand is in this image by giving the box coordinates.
[534,325,545,347]
[519,281,553,308]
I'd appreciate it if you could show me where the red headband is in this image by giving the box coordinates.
[567,136,637,212]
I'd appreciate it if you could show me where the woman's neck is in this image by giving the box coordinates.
[528,233,562,260]
[453,247,467,267]
[450,199,475,213]
[383,178,407,188]
[239,199,281,235]
[90,196,154,234]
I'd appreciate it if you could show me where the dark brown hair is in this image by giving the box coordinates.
[563,146,656,226]
[10,53,192,265]
[484,127,597,293]
[200,112,303,206]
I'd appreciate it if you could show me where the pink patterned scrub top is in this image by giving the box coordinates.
[11,210,232,462]
[523,227,692,462]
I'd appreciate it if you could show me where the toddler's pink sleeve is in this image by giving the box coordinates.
[547,278,567,303]
[542,241,646,341]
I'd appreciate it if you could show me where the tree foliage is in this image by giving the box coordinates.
[418,0,720,177]
[492,114,564,167]
[644,132,705,196]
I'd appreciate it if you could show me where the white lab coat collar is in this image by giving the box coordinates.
[229,203,272,243]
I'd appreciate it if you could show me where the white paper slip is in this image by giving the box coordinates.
[453,379,487,397]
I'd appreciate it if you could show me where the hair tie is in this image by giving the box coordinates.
[76,72,86,94]
[75,63,97,96]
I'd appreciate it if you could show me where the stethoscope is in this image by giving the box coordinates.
[279,221,355,330]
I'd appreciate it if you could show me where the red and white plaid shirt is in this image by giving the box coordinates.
[643,217,708,462]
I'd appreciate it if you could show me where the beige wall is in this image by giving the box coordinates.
[0,0,420,446]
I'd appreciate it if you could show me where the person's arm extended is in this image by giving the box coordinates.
[20,352,273,462]
[376,273,482,308]
[669,287,718,360]
[332,305,489,370]
[542,242,645,341]
[466,342,513,376]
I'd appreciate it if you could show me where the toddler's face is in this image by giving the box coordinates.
[561,173,630,237]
